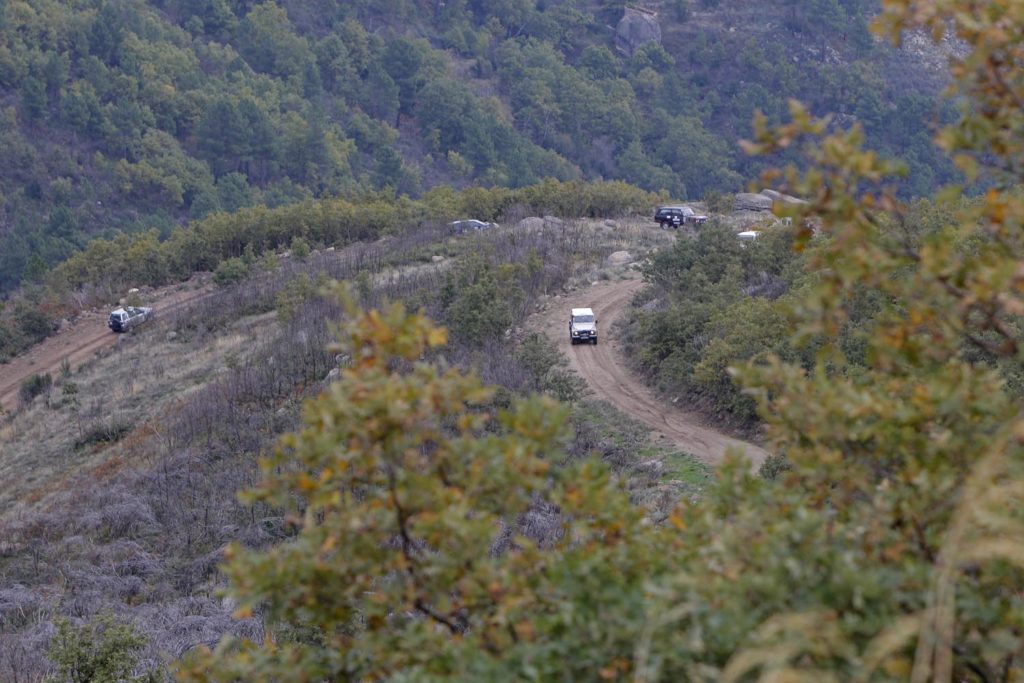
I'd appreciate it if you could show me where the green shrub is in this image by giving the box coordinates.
[47,612,152,683]
[703,189,734,215]
[441,258,520,347]
[515,333,582,402]
[289,235,311,261]
[19,372,52,405]
[13,302,55,341]
[758,452,792,480]
[212,257,250,287]
[0,319,23,363]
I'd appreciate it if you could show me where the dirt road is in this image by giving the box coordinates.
[538,275,769,468]
[0,284,210,412]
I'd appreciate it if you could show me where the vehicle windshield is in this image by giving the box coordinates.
[574,315,595,323]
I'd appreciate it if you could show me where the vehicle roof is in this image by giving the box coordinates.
[571,308,594,316]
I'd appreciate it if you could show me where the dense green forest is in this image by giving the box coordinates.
[0,0,955,293]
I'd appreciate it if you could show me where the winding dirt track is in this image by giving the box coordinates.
[0,285,210,412]
[539,276,769,468]
[4,264,769,469]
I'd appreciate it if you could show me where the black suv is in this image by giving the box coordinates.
[654,205,708,228]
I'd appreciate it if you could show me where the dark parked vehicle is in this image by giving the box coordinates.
[654,205,708,228]
[108,306,153,333]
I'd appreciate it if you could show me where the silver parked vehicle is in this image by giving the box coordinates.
[450,219,497,234]
[107,306,153,333]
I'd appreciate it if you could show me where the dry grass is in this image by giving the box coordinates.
[572,218,674,285]
[0,312,278,522]
[0,216,689,679]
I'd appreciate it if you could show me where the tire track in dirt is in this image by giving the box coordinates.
[0,285,211,412]
[536,275,769,468]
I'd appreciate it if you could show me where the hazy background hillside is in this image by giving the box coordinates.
[0,0,956,293]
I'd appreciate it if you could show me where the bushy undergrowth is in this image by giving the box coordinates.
[73,420,133,451]
[622,197,1007,433]
[18,373,53,407]
[49,180,658,300]
[0,180,658,360]
[622,223,805,429]
[0,299,59,365]
[0,219,681,679]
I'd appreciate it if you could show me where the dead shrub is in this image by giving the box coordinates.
[74,420,132,451]
[0,586,44,630]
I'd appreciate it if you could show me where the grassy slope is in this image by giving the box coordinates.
[0,218,707,678]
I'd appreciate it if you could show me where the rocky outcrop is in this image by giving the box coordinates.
[518,216,565,231]
[759,189,808,207]
[734,193,774,212]
[606,250,633,266]
[615,7,661,57]
[517,217,546,231]
[734,190,807,212]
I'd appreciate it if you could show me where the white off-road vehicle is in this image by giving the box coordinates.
[107,306,153,333]
[569,307,597,345]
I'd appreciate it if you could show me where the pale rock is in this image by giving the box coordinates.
[606,250,633,266]
[615,7,661,57]
[517,216,546,231]
[734,193,774,212]
[759,189,808,206]
[637,459,665,475]
[641,298,662,313]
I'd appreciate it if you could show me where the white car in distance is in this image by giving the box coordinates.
[569,307,597,345]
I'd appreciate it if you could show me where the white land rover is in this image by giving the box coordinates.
[569,307,597,345]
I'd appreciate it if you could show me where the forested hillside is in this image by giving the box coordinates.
[0,0,955,293]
